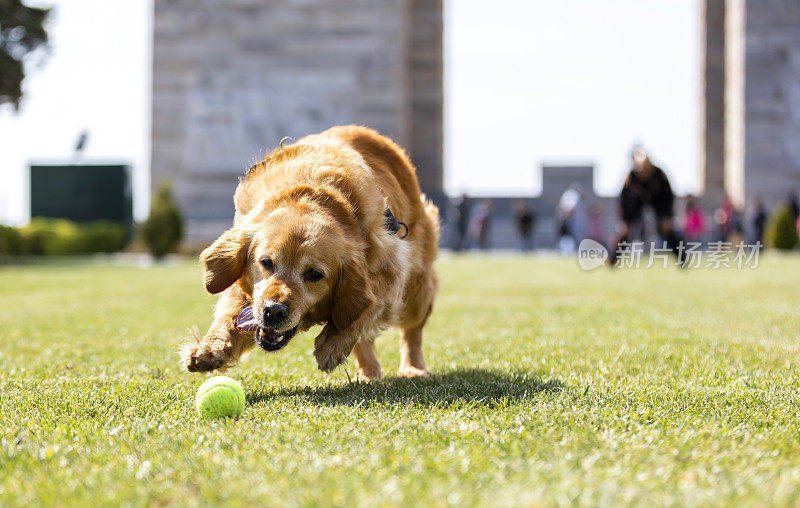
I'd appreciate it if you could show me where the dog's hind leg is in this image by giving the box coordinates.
[180,286,254,372]
[352,337,382,382]
[398,268,436,378]
[398,325,429,378]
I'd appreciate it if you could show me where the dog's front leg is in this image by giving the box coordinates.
[181,286,254,372]
[313,320,371,374]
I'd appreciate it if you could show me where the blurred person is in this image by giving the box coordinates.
[556,216,574,253]
[609,146,684,264]
[712,207,727,242]
[729,206,745,245]
[789,189,799,221]
[470,200,493,250]
[748,197,768,245]
[713,194,744,242]
[683,195,707,244]
[556,184,587,253]
[454,193,471,252]
[587,202,606,242]
[514,202,536,252]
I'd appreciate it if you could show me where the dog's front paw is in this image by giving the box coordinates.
[180,334,232,372]
[313,340,349,373]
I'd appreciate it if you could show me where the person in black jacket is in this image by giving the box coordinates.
[454,193,471,252]
[610,147,684,265]
[514,202,536,251]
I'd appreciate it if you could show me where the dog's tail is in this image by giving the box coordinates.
[420,193,441,244]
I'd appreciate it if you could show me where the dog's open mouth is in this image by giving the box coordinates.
[256,326,297,351]
[236,306,297,352]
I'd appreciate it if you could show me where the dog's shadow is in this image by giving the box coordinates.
[247,368,566,407]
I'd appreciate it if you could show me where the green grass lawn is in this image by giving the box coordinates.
[2,254,800,506]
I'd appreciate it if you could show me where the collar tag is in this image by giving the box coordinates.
[384,207,401,235]
[384,207,408,239]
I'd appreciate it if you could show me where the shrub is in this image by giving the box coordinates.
[0,219,128,256]
[765,205,799,250]
[0,225,24,255]
[141,182,184,258]
[81,221,128,253]
[25,218,85,255]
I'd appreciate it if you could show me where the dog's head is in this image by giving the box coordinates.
[199,189,374,352]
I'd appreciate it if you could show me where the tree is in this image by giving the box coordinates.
[0,0,51,109]
[141,182,184,259]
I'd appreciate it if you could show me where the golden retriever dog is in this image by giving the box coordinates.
[180,125,439,380]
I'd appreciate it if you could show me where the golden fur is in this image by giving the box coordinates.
[180,125,439,380]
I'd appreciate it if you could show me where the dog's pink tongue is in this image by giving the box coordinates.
[236,306,259,331]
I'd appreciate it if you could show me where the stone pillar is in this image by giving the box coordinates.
[740,0,800,208]
[406,0,444,206]
[723,0,745,208]
[700,0,726,204]
[723,0,800,209]
[151,0,444,243]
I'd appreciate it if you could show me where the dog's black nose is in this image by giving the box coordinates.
[263,302,289,327]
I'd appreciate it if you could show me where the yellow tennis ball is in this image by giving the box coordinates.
[195,376,246,419]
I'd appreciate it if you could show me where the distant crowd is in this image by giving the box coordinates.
[450,147,800,257]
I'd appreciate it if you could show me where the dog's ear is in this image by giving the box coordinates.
[199,227,250,294]
[331,256,375,331]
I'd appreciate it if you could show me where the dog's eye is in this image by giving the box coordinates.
[304,268,324,282]
[260,258,274,271]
